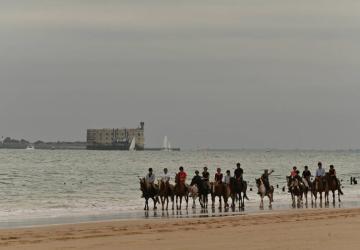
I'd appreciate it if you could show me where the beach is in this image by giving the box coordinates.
[1,208,359,250]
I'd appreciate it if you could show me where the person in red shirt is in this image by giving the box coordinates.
[176,166,187,184]
[214,168,223,184]
[290,166,297,177]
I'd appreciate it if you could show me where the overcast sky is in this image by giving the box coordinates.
[1,1,360,149]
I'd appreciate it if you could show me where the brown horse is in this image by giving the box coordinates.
[325,173,343,204]
[158,180,175,210]
[210,182,229,209]
[312,177,326,205]
[174,174,189,210]
[139,178,159,210]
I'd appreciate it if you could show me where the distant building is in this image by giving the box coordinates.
[86,122,145,150]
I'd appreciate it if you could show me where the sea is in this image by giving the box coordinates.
[0,149,359,228]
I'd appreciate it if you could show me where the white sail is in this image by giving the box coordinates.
[167,141,171,151]
[162,136,168,150]
[129,137,136,151]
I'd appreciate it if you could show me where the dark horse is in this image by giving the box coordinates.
[190,178,210,209]
[210,182,229,209]
[325,173,343,204]
[139,178,159,210]
[158,179,175,210]
[312,176,326,205]
[174,174,189,210]
[230,178,249,209]
[286,176,304,208]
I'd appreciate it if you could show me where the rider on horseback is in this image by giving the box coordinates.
[260,169,274,194]
[329,165,343,194]
[191,170,203,190]
[234,163,243,181]
[290,166,297,177]
[315,161,326,188]
[176,166,187,184]
[202,166,211,189]
[302,165,312,188]
[214,168,223,184]
[145,168,157,194]
[161,168,171,182]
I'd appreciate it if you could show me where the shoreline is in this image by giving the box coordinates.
[1,207,359,249]
[2,198,360,229]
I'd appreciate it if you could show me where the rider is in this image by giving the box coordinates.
[161,168,171,182]
[202,166,211,189]
[190,170,203,190]
[329,165,343,194]
[176,166,187,185]
[315,161,326,186]
[214,168,223,184]
[290,166,297,177]
[261,169,274,194]
[224,170,231,186]
[145,168,156,193]
[234,162,243,181]
[302,165,312,188]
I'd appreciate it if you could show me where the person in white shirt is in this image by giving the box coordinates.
[161,168,171,182]
[315,162,325,178]
[145,168,155,183]
[224,170,231,185]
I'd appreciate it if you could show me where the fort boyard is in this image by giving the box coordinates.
[86,122,145,150]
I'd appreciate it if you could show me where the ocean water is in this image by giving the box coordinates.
[0,149,359,228]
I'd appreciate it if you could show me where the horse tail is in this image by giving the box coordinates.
[244,193,249,200]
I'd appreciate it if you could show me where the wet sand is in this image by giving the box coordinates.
[1,208,359,250]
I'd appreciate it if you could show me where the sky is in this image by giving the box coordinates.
[1,0,360,149]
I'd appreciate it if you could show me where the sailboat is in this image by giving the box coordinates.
[162,136,172,151]
[129,137,136,151]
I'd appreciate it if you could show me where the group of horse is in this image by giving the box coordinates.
[139,173,343,211]
[139,177,248,211]
[286,173,343,208]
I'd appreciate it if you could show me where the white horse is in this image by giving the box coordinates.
[256,178,274,208]
[189,185,200,208]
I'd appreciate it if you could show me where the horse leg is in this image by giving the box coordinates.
[338,190,341,202]
[179,196,182,210]
[260,195,264,208]
[219,196,222,209]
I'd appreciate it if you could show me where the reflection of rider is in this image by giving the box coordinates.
[214,168,223,184]
[234,162,243,181]
[261,169,274,193]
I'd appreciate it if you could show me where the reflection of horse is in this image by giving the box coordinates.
[256,178,273,208]
[230,178,249,209]
[312,177,326,205]
[210,182,228,209]
[158,180,174,210]
[174,174,189,210]
[287,176,304,207]
[139,178,159,210]
[325,173,343,204]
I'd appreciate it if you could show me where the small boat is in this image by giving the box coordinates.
[25,145,35,150]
